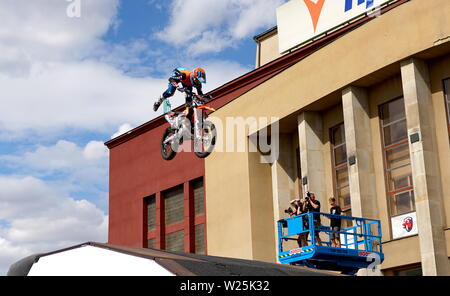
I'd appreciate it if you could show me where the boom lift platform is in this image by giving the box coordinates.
[277,212,384,275]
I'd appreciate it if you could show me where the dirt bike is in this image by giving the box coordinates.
[160,90,217,160]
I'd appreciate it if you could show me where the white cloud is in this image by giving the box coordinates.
[111,123,134,139]
[0,60,159,133]
[156,0,286,55]
[94,39,161,76]
[187,31,235,56]
[0,140,110,221]
[84,141,108,160]
[0,58,250,139]
[0,0,162,139]
[231,1,286,39]
[0,0,119,76]
[0,0,252,141]
[1,140,109,200]
[2,140,107,172]
[0,175,108,275]
[156,0,230,45]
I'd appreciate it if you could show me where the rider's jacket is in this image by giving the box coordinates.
[161,67,204,102]
[170,67,203,95]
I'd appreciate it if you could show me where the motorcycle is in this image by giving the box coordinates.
[160,90,217,160]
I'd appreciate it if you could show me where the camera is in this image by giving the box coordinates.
[284,207,294,215]
[305,191,311,201]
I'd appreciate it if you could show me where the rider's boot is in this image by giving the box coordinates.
[153,96,164,112]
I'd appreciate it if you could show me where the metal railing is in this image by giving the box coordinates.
[278,212,383,254]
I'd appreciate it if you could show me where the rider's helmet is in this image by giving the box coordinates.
[191,68,206,85]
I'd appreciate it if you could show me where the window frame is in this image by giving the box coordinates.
[191,177,207,255]
[145,177,207,255]
[330,122,351,212]
[378,97,415,219]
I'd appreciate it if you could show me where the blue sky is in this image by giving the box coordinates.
[0,0,285,275]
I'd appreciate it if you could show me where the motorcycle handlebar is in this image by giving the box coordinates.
[177,87,214,104]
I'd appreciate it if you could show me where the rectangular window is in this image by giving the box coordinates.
[146,179,206,254]
[379,98,415,217]
[195,224,205,255]
[164,185,184,225]
[192,178,206,254]
[444,78,450,142]
[193,178,204,216]
[330,123,351,211]
[393,265,422,276]
[147,195,156,231]
[165,230,184,252]
[147,238,156,249]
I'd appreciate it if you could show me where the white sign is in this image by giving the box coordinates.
[276,0,392,53]
[391,212,418,239]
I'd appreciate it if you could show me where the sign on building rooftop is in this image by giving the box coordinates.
[276,0,393,53]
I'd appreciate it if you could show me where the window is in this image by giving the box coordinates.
[444,79,450,142]
[192,178,206,255]
[145,178,206,254]
[379,98,415,217]
[193,178,204,216]
[330,123,351,212]
[393,265,422,276]
[147,238,156,249]
[147,195,156,231]
[163,185,185,252]
[195,224,205,255]
[165,185,184,225]
[165,230,185,252]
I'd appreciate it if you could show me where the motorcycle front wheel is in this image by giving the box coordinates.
[194,121,216,159]
[161,127,178,161]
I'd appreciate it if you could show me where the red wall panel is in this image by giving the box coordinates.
[108,123,204,247]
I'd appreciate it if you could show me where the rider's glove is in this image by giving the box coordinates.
[153,101,161,112]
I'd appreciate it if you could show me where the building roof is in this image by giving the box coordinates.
[253,26,278,42]
[7,242,340,276]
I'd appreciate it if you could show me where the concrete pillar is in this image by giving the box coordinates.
[342,86,381,276]
[400,58,450,276]
[342,87,379,219]
[297,112,327,206]
[270,134,296,256]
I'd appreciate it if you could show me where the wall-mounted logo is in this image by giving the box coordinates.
[345,0,375,12]
[391,211,417,239]
[304,0,376,33]
[304,0,326,32]
[402,216,414,232]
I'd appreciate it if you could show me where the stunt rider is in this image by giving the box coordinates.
[153,67,207,112]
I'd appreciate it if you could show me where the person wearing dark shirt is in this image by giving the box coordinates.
[303,192,322,246]
[329,197,342,248]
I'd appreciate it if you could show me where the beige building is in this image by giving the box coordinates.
[205,0,450,276]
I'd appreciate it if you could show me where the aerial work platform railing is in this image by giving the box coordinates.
[277,212,384,275]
